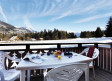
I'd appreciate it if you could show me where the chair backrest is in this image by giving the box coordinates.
[0,51,6,70]
[84,48,99,59]
[0,70,5,81]
[0,51,20,81]
[44,63,88,81]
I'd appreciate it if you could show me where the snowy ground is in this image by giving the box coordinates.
[0,37,112,50]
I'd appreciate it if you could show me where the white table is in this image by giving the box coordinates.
[16,52,93,81]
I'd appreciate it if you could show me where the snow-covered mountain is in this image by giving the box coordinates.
[0,20,33,34]
[15,26,33,32]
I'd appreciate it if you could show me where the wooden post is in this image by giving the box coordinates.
[94,43,98,67]
[57,44,61,50]
[26,44,30,50]
[78,43,82,48]
[110,44,112,72]
[94,43,98,48]
[110,44,112,49]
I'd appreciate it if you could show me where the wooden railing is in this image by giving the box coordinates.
[96,47,112,72]
[0,42,112,76]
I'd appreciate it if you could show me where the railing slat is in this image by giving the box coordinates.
[109,49,111,72]
[107,48,110,71]
[110,48,112,72]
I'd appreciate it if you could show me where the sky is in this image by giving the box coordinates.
[0,0,112,33]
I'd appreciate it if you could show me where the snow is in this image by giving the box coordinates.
[0,37,112,50]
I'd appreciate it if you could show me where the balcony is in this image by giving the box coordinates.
[0,41,112,81]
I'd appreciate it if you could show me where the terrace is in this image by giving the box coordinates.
[0,38,112,81]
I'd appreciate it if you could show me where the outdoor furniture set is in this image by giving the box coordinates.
[0,47,99,81]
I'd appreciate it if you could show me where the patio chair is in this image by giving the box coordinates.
[80,47,99,77]
[44,63,88,81]
[0,51,20,81]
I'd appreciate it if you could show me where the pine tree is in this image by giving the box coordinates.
[80,32,83,38]
[48,30,53,40]
[68,33,77,38]
[95,27,103,37]
[86,31,92,38]
[91,31,95,37]
[61,31,67,39]
[53,29,59,40]
[80,31,87,38]
[105,17,112,37]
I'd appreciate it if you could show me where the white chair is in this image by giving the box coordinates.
[44,63,88,81]
[80,47,99,77]
[0,51,20,81]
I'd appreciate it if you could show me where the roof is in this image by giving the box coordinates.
[9,36,19,40]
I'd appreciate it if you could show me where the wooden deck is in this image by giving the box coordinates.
[16,67,112,81]
[79,68,112,81]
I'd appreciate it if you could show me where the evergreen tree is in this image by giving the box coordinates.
[95,27,103,37]
[80,31,95,38]
[80,31,87,38]
[80,32,83,38]
[58,31,61,39]
[61,31,67,39]
[105,17,112,37]
[43,29,48,40]
[67,33,71,38]
[91,31,95,37]
[34,33,39,39]
[48,30,53,40]
[68,33,77,38]
[86,31,92,38]
[53,29,59,40]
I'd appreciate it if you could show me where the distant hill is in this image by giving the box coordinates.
[75,33,80,37]
[0,20,32,34]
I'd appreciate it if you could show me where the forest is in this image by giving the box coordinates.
[0,29,77,41]
[80,17,112,38]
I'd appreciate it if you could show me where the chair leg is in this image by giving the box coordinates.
[43,69,48,77]
[44,76,47,81]
[92,67,95,78]
[43,69,48,81]
[0,70,5,81]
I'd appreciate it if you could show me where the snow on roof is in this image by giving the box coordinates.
[9,36,18,41]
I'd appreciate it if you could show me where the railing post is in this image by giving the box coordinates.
[94,43,98,68]
[57,44,61,50]
[78,43,82,48]
[26,44,30,50]
[110,44,112,48]
[94,43,98,48]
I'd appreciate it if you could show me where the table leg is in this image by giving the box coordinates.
[40,69,42,74]
[20,70,25,81]
[27,70,30,81]
[85,63,89,81]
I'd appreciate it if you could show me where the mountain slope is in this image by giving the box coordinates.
[0,20,15,33]
[0,20,32,34]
